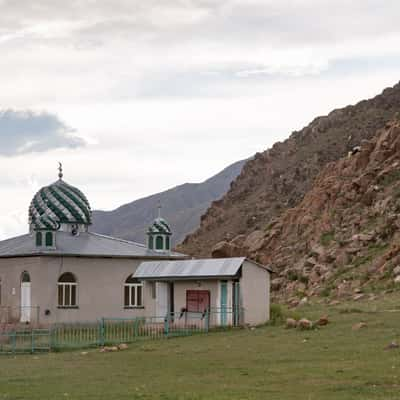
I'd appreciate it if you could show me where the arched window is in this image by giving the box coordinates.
[124,275,143,308]
[36,232,42,247]
[156,236,163,250]
[45,232,53,247]
[148,236,154,250]
[21,271,31,283]
[165,236,170,250]
[58,272,77,307]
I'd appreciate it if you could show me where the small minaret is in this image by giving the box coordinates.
[147,202,172,252]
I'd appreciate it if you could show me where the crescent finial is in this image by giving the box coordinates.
[58,162,63,180]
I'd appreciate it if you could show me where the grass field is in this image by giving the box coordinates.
[1,293,400,400]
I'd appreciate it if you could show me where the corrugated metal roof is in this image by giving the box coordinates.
[134,257,248,279]
[0,232,186,259]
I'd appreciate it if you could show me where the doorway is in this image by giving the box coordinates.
[20,271,31,323]
[220,281,227,326]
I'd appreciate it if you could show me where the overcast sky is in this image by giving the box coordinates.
[1,0,400,239]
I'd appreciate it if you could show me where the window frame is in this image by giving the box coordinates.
[57,273,78,308]
[155,235,163,250]
[45,232,53,247]
[124,278,144,308]
[36,232,43,247]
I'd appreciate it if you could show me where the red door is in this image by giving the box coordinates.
[186,290,210,313]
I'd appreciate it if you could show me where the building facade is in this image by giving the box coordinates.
[0,167,271,327]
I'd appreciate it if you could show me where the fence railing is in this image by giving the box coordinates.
[0,309,244,354]
[0,306,41,328]
[0,329,51,354]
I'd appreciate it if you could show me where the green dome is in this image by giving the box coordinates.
[29,179,92,229]
[147,217,171,235]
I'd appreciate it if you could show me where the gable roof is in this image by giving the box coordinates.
[0,232,186,259]
[134,257,271,280]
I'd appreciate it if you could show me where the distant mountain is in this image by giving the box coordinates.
[91,159,247,245]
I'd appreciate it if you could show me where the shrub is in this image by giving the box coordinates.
[287,271,299,281]
[299,275,309,285]
[269,304,301,326]
[320,231,335,246]
[269,304,285,325]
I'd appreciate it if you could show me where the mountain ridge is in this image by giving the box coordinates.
[178,81,400,258]
[91,159,247,244]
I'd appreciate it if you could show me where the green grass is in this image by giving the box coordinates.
[1,295,400,399]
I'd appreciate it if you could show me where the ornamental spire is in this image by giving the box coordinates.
[58,162,63,180]
[157,200,162,218]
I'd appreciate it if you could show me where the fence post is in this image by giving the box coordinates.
[31,330,35,354]
[12,331,16,354]
[99,318,105,347]
[205,309,209,333]
[134,318,139,339]
[164,314,169,338]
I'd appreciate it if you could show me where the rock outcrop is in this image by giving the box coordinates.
[215,121,400,301]
[178,82,400,257]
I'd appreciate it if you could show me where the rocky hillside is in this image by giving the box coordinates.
[179,81,400,257]
[91,159,246,244]
[211,121,400,303]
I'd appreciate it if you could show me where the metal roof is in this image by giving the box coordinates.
[0,232,186,259]
[134,257,270,280]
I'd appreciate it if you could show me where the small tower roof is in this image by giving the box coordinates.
[147,203,171,235]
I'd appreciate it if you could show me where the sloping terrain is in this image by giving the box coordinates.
[178,82,400,257]
[210,121,400,303]
[91,159,246,244]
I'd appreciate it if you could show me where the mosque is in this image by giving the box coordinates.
[0,165,271,326]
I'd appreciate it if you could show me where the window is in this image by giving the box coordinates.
[21,271,31,283]
[45,232,53,247]
[36,232,42,247]
[165,236,170,250]
[155,236,163,250]
[58,272,77,307]
[148,236,154,250]
[124,276,143,307]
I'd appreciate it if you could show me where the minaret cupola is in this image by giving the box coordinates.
[147,204,172,252]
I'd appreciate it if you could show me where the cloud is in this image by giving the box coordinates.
[0,110,85,156]
[0,0,400,105]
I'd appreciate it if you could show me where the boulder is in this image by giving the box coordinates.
[352,322,367,331]
[316,315,329,326]
[297,318,313,330]
[385,341,399,350]
[286,318,298,329]
[271,277,284,291]
[211,241,241,258]
[298,297,308,307]
[393,266,400,276]
[394,275,400,284]
[310,244,326,259]
[118,343,129,350]
[100,346,119,352]
[243,230,266,253]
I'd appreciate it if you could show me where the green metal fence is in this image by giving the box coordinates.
[0,329,51,354]
[0,310,217,354]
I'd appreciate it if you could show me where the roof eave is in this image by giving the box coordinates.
[0,253,189,260]
[135,274,239,281]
